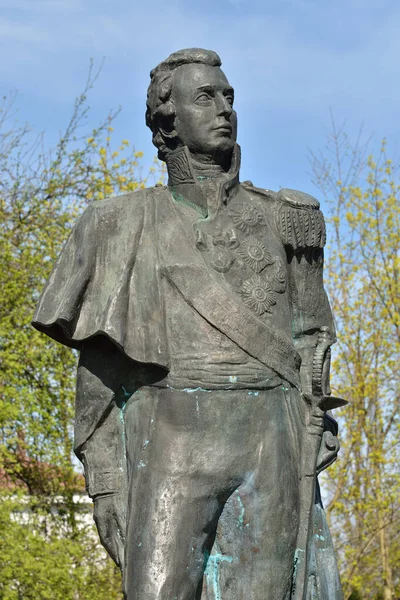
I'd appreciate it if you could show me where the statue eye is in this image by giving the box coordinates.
[195,92,212,104]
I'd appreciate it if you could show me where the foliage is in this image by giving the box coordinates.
[0,64,163,596]
[311,119,400,600]
[0,493,122,600]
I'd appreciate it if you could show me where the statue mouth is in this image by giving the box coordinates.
[213,123,233,134]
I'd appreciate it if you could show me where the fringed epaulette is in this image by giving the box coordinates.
[275,188,326,251]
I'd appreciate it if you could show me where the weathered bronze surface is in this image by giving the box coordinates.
[33,48,344,599]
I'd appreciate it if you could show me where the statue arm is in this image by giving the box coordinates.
[288,246,336,395]
[78,402,126,569]
[74,335,166,567]
[273,188,340,473]
[78,404,127,569]
[75,337,131,568]
[271,188,335,394]
[288,247,340,474]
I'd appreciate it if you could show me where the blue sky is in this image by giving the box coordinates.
[1,0,399,199]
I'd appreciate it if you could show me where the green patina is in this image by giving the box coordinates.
[204,551,233,600]
[170,189,207,217]
[121,384,133,399]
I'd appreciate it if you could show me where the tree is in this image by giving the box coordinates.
[310,119,400,600]
[0,65,163,598]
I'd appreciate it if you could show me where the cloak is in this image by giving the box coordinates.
[33,188,168,368]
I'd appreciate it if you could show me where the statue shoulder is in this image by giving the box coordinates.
[276,188,321,210]
[90,186,150,215]
[241,182,326,250]
[86,186,166,227]
[241,181,277,202]
[67,187,166,247]
[274,188,326,250]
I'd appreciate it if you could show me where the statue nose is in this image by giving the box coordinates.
[216,94,233,117]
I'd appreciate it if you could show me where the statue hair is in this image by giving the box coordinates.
[145,48,221,161]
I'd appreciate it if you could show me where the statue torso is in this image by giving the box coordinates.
[157,182,292,390]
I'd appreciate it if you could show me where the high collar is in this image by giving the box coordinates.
[166,144,241,218]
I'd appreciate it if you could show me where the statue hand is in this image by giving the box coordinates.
[93,493,125,568]
[316,427,340,475]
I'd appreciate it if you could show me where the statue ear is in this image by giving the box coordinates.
[156,118,180,154]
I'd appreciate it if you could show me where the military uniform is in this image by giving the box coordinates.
[33,145,342,600]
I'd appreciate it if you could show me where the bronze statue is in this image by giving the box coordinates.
[33,48,345,599]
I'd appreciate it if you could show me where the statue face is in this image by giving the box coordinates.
[172,63,237,163]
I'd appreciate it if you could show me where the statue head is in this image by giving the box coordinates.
[146,48,237,168]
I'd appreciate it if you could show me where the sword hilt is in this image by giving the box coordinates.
[310,327,348,411]
[312,326,332,397]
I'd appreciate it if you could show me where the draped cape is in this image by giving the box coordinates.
[33,188,168,368]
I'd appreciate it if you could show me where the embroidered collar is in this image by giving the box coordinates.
[166,144,241,218]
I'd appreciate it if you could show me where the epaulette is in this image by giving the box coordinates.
[275,188,326,251]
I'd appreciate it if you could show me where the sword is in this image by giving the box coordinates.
[292,326,348,600]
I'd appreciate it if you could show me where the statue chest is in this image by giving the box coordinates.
[156,186,293,346]
[190,188,290,322]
